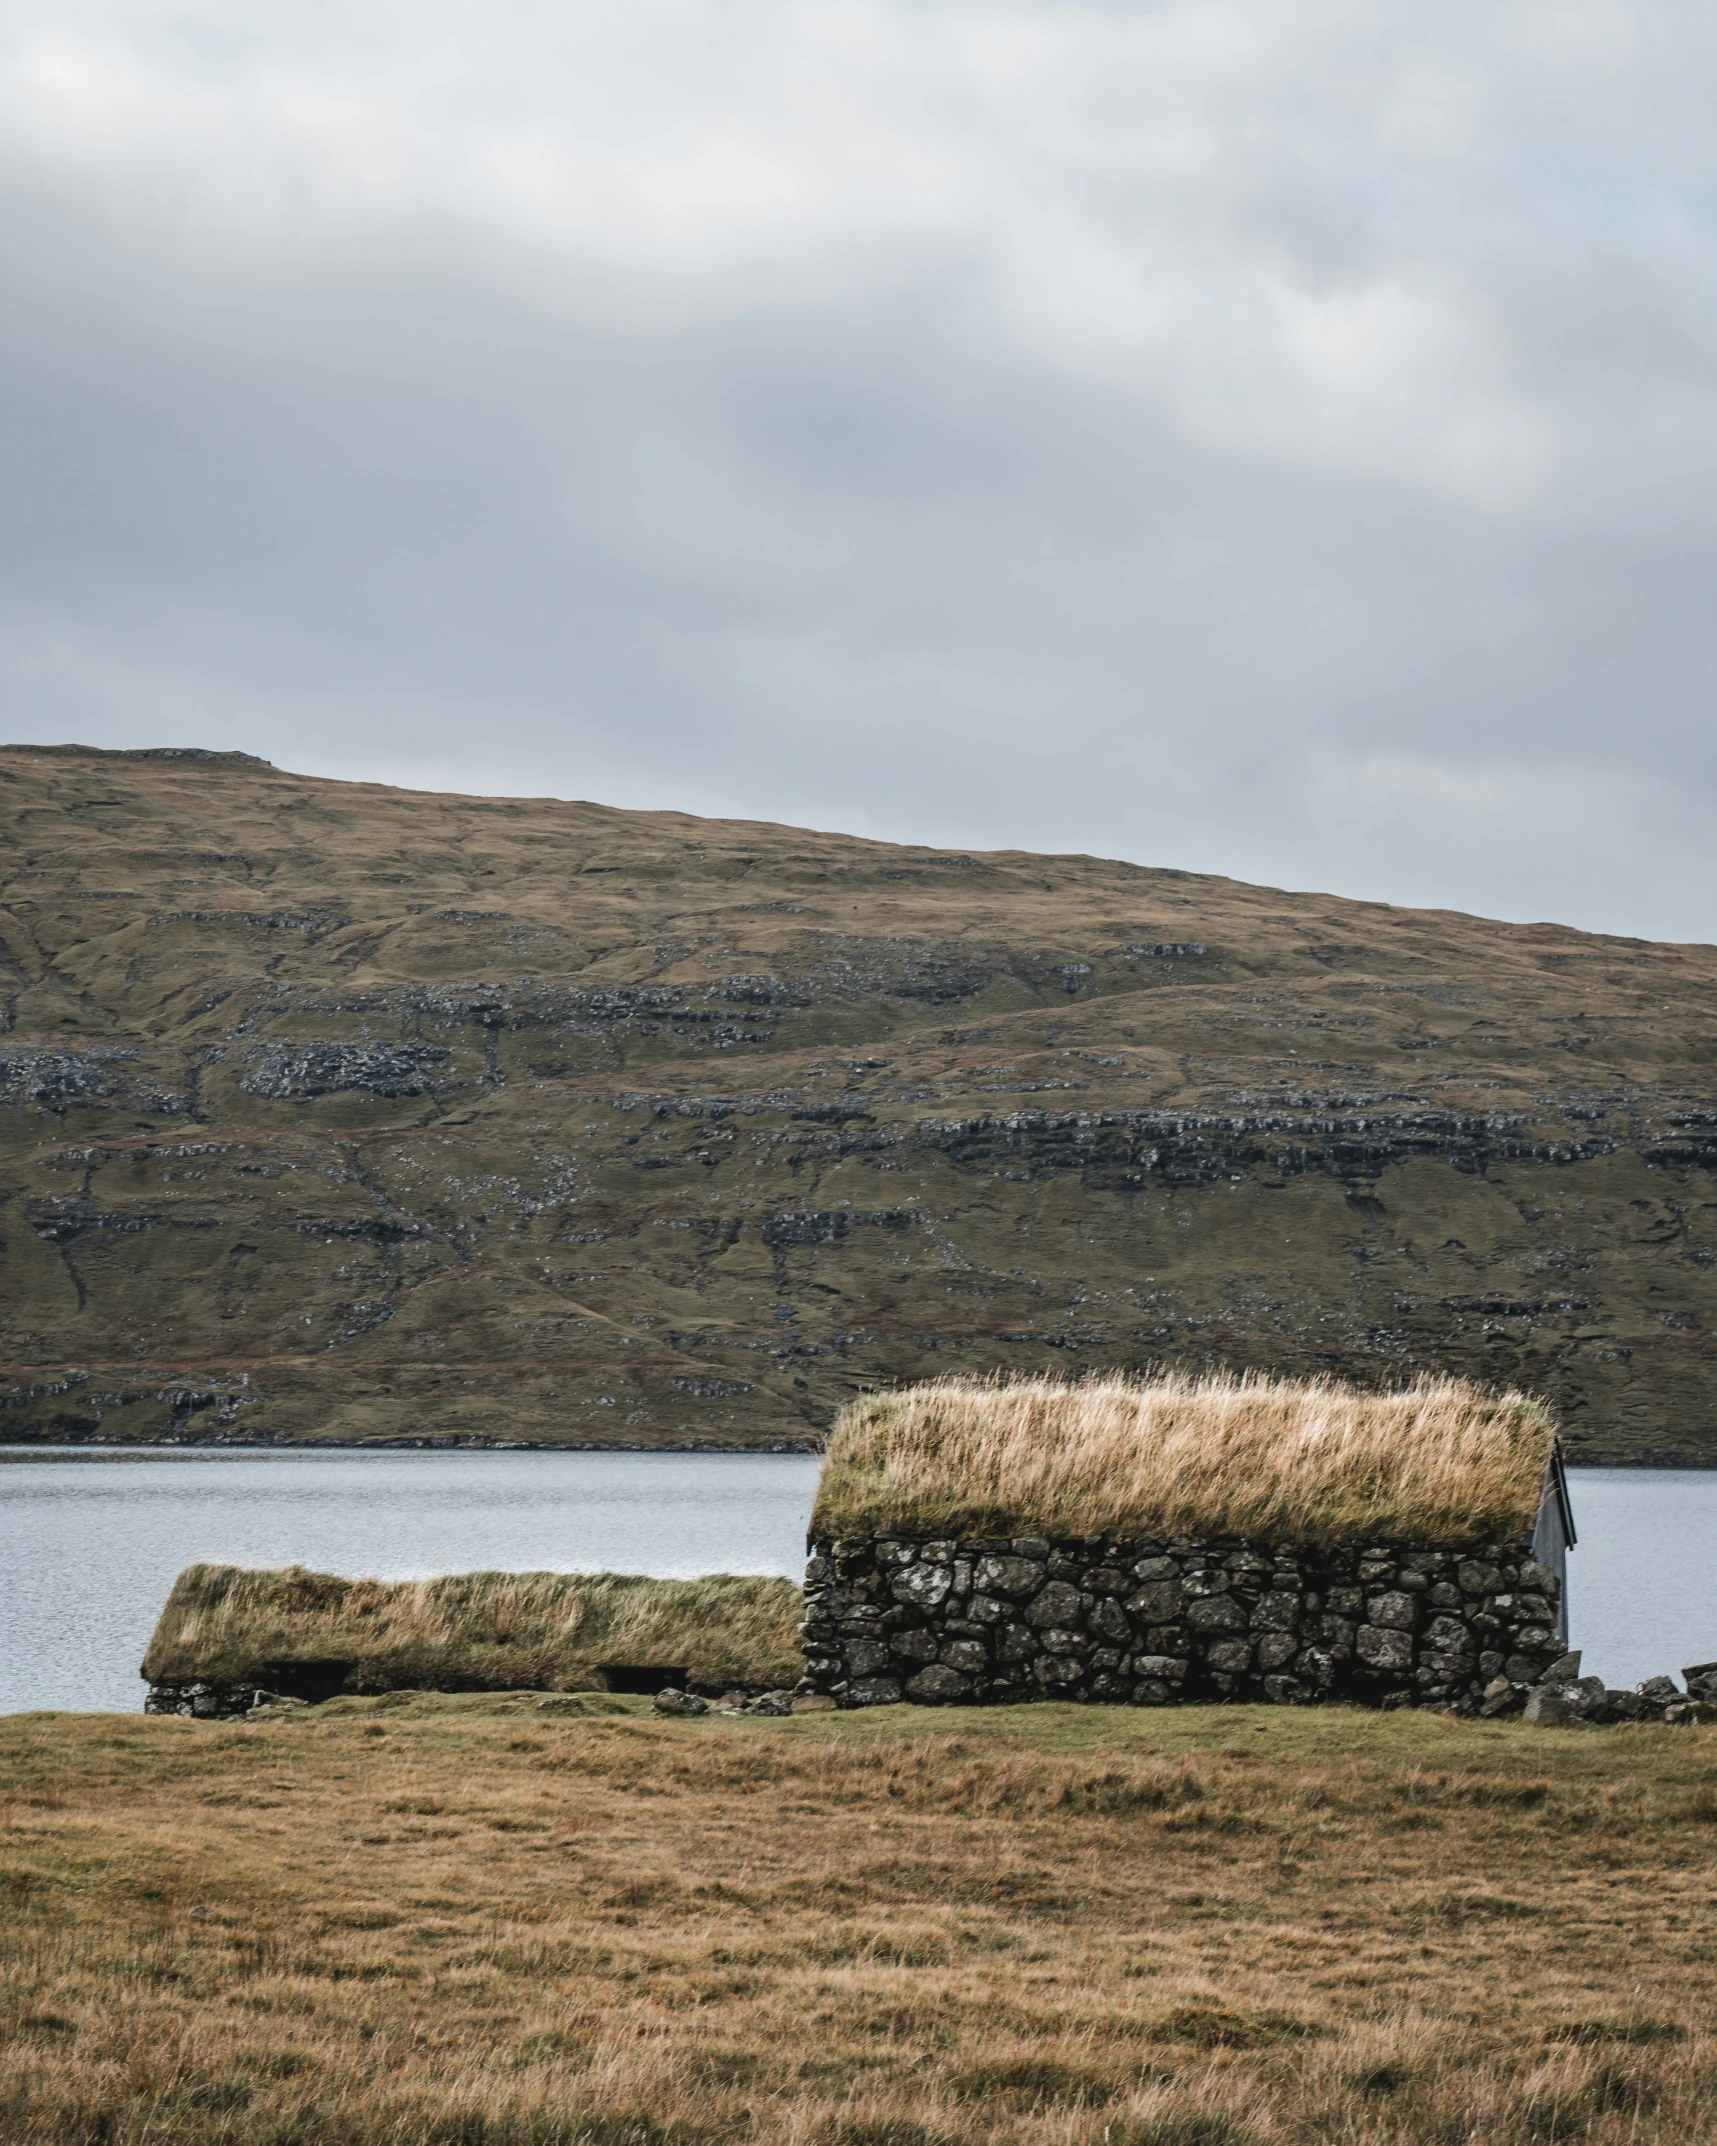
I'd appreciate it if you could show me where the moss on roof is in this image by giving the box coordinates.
[811,1371,1559,1549]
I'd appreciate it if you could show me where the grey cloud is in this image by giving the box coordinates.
[1,2,1716,942]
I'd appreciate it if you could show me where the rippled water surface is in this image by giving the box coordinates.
[1,1452,1711,1712]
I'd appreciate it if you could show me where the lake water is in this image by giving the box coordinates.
[1,1453,1712,1714]
[0,1448,821,1716]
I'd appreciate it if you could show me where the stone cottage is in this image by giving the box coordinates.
[800,1371,1575,1712]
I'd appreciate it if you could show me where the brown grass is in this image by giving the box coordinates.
[812,1371,1557,1546]
[4,1696,1717,2143]
[141,1566,803,1695]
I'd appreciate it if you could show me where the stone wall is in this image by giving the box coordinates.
[801,1534,1569,1712]
[145,1679,286,1720]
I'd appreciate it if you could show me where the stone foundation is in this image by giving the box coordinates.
[144,1680,286,1720]
[801,1534,1569,1711]
[143,1670,790,1718]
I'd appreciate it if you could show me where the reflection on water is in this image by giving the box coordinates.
[0,1451,1709,1712]
[0,1448,820,1715]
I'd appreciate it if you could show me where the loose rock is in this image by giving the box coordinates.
[651,1688,709,1717]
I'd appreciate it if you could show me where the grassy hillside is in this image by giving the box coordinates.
[5,1698,1717,2143]
[2,742,1715,1460]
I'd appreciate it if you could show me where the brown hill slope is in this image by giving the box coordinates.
[2,743,1714,1461]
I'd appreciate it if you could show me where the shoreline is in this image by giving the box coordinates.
[0,1435,826,1456]
[7,1434,1701,1464]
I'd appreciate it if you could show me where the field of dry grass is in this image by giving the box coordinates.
[812,1373,1556,1547]
[143,1567,804,1696]
[5,1695,1717,2144]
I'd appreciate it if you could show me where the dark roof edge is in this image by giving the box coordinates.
[1544,1441,1577,1548]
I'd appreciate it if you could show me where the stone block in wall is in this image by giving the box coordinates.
[1356,1624,1414,1671]
[1033,1655,1084,1690]
[890,1565,952,1610]
[975,1555,1043,1597]
[889,1629,939,1665]
[849,1675,902,1706]
[905,1664,969,1701]
[1025,1582,1084,1628]
[1308,1614,1356,1648]
[1127,1580,1183,1622]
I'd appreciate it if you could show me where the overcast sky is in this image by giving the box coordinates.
[4,3,1716,943]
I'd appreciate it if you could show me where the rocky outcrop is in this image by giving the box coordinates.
[0,1047,137,1107]
[239,1042,450,1099]
[800,1534,1569,1711]
[907,1105,1620,1189]
[0,1371,252,1441]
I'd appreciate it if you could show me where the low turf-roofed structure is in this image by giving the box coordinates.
[143,1564,802,1716]
[802,1373,1575,1713]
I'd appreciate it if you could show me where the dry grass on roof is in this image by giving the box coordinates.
[811,1370,1557,1548]
[142,1565,802,1695]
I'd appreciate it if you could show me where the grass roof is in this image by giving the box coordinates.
[142,1565,802,1695]
[811,1371,1559,1549]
